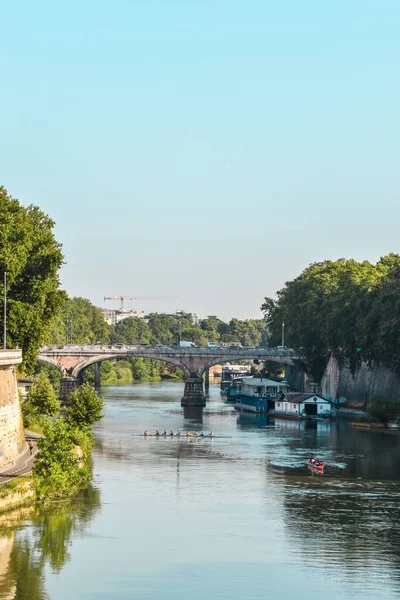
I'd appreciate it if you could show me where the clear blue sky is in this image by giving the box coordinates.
[1,1,399,320]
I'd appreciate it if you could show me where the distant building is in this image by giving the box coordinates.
[100,308,146,326]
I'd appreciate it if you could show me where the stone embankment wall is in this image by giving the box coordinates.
[321,356,400,402]
[0,351,25,467]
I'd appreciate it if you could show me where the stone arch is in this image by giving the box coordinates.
[72,353,191,380]
[36,356,67,377]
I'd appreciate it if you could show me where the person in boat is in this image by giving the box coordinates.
[169,430,174,436]
[309,455,316,465]
[185,431,191,437]
[176,431,181,437]
[209,431,214,437]
[155,430,160,437]
[144,430,148,437]
[199,431,204,437]
[162,430,167,436]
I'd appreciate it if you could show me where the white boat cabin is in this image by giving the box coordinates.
[239,377,289,399]
[234,377,289,413]
[274,392,333,418]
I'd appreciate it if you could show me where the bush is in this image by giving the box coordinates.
[367,395,400,425]
[33,420,82,500]
[65,383,104,430]
[25,373,60,417]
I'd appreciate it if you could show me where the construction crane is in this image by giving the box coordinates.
[104,295,178,311]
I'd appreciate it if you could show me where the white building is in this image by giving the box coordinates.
[100,308,146,326]
[274,392,333,419]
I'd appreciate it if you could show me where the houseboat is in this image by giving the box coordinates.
[273,392,333,420]
[220,364,252,395]
[234,377,289,413]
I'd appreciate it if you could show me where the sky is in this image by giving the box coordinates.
[1,1,399,321]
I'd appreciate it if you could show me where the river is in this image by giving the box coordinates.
[2,381,400,599]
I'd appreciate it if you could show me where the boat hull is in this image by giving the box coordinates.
[307,463,324,475]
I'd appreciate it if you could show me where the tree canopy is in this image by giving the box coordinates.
[0,186,65,371]
[261,254,400,379]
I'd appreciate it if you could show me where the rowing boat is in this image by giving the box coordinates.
[307,461,325,475]
[132,434,231,439]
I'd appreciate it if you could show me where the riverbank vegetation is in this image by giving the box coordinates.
[22,379,103,501]
[0,186,65,372]
[262,254,400,380]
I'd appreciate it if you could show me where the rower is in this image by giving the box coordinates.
[209,431,214,437]
[169,430,174,437]
[144,430,148,437]
[162,430,167,436]
[176,431,181,437]
[199,431,204,437]
[185,431,191,437]
[155,430,160,437]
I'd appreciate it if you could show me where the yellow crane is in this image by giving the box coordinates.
[104,295,178,311]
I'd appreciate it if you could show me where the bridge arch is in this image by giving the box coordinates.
[71,353,191,380]
[36,356,67,377]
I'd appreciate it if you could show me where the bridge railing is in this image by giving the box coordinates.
[39,344,299,357]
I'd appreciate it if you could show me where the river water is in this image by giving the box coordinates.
[2,381,400,599]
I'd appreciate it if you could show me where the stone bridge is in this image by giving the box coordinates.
[38,344,300,408]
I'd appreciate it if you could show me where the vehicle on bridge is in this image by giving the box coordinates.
[178,341,197,348]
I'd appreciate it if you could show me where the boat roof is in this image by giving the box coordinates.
[241,377,288,387]
[281,392,332,404]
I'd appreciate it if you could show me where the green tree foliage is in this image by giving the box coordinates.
[261,254,400,379]
[110,317,151,344]
[33,420,82,500]
[0,186,65,372]
[49,296,109,345]
[66,383,104,430]
[367,396,400,425]
[24,374,60,422]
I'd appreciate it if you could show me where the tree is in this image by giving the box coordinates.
[25,373,60,417]
[367,396,400,425]
[66,383,104,430]
[33,419,81,499]
[110,317,151,344]
[261,254,400,380]
[49,296,109,345]
[0,186,65,372]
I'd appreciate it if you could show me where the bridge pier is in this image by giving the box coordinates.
[204,368,210,394]
[181,377,206,408]
[94,363,101,388]
[60,377,78,403]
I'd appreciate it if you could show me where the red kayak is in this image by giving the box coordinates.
[308,457,325,475]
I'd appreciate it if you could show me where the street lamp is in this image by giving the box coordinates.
[66,319,72,345]
[175,310,184,344]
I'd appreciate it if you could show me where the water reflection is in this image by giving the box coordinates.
[3,382,400,600]
[0,485,101,599]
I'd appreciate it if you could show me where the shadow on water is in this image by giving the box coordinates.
[183,406,204,423]
[0,484,101,600]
